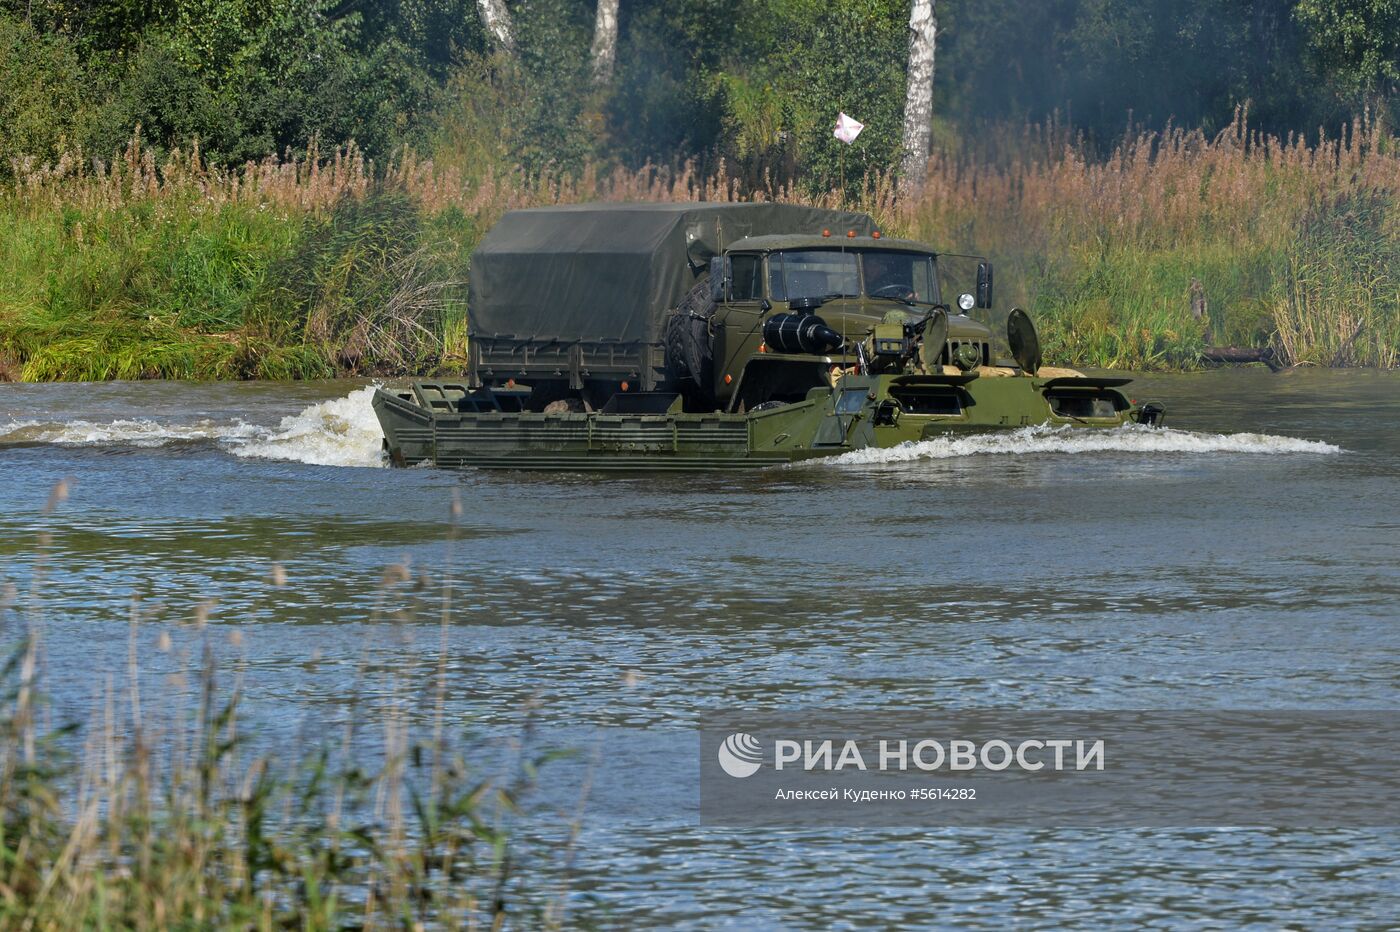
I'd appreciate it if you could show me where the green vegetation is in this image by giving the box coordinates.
[1,484,578,928]
[6,0,1395,182]
[0,0,1398,378]
[0,145,472,380]
[2,115,1398,378]
[1276,190,1400,368]
[885,116,1400,369]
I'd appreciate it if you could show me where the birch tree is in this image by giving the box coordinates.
[476,0,515,53]
[590,0,620,85]
[899,0,937,193]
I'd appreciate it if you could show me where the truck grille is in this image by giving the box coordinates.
[937,340,990,367]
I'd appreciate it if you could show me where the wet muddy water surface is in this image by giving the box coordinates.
[2,368,1398,927]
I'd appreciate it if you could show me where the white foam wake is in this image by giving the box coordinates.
[0,417,260,447]
[2,395,1341,470]
[823,424,1341,466]
[229,386,386,468]
[0,386,387,468]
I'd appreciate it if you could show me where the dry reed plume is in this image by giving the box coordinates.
[14,112,1393,244]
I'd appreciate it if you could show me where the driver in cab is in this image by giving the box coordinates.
[864,254,918,304]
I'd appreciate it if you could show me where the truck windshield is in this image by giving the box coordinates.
[768,249,938,303]
[769,250,860,301]
[862,251,938,304]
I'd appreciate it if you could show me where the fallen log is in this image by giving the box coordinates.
[1201,345,1282,371]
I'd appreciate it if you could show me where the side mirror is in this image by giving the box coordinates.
[976,261,993,308]
[709,256,732,303]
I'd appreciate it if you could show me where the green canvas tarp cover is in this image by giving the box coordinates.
[469,203,876,344]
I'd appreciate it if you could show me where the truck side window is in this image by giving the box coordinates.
[912,259,934,300]
[729,254,761,300]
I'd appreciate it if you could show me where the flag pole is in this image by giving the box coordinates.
[839,147,846,210]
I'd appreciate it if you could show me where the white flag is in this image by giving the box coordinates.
[833,112,865,144]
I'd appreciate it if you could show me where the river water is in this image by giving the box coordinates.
[1,369,1397,928]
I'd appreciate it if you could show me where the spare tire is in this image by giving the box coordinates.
[676,274,718,320]
[664,276,717,402]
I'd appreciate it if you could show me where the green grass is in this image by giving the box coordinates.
[1025,241,1281,369]
[0,195,303,380]
[1275,191,1400,368]
[978,198,1399,371]
[878,115,1400,370]
[0,185,466,381]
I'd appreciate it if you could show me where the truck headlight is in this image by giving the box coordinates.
[957,293,975,311]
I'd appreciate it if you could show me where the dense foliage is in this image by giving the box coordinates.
[3,0,1398,185]
[2,0,484,167]
[2,115,1396,382]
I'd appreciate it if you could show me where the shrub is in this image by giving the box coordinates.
[0,14,92,171]
[0,484,578,928]
[251,192,464,374]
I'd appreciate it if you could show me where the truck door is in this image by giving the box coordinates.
[713,253,767,398]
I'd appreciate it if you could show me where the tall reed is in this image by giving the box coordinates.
[3,112,1398,378]
[0,482,581,929]
[1274,190,1400,368]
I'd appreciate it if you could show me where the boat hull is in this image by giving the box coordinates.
[373,375,1163,472]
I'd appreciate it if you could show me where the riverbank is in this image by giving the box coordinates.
[1,116,1396,381]
[896,116,1400,369]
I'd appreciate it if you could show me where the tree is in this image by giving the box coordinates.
[899,0,936,192]
[0,14,91,165]
[590,0,618,84]
[475,0,514,52]
[1295,0,1400,101]
[712,0,906,193]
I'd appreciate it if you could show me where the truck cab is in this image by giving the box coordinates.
[705,234,996,412]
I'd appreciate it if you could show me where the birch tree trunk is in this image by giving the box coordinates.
[899,0,937,193]
[476,0,515,53]
[590,0,620,85]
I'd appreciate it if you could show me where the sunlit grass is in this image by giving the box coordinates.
[880,112,1400,368]
[1023,241,1279,368]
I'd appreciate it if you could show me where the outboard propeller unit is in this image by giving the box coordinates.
[763,313,845,355]
[1137,401,1166,427]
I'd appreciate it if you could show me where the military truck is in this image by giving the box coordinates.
[373,202,1164,470]
[463,202,874,410]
